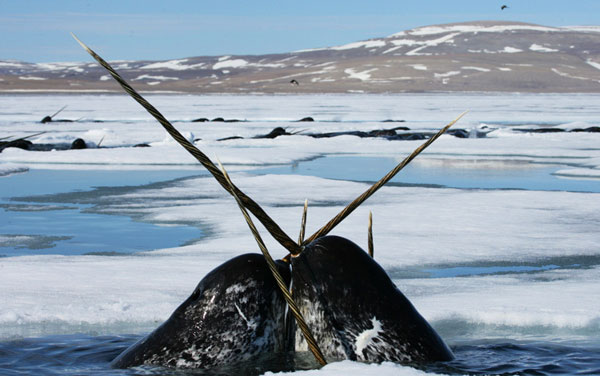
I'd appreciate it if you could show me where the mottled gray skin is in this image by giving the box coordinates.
[111,254,291,369]
[291,235,454,363]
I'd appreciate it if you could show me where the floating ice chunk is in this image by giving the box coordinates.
[0,163,28,177]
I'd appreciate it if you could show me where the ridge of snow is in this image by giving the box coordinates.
[530,44,559,52]
[331,40,387,51]
[396,24,560,37]
[212,59,249,70]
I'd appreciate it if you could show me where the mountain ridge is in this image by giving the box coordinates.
[2,20,600,93]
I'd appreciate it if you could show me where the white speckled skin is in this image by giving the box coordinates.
[291,236,454,363]
[111,254,291,369]
[112,236,452,370]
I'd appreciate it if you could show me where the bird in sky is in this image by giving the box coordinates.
[501,5,508,10]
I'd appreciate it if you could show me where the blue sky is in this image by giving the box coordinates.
[2,0,600,62]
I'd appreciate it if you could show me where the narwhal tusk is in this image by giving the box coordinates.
[72,33,301,255]
[218,160,327,366]
[368,211,374,258]
[304,111,467,244]
[298,199,308,245]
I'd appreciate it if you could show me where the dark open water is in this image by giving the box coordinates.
[0,334,598,375]
[1,158,600,375]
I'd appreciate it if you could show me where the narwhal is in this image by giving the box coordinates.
[73,35,462,370]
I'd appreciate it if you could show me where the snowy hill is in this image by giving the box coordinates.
[2,21,600,93]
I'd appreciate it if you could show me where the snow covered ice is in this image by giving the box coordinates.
[1,93,599,374]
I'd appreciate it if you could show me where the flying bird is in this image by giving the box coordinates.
[290,79,299,86]
[501,5,508,10]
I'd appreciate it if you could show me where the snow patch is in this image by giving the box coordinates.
[462,66,490,72]
[0,61,26,68]
[404,24,559,36]
[344,68,378,81]
[501,46,522,53]
[213,59,248,70]
[332,40,386,51]
[434,71,460,78]
[586,60,600,71]
[551,68,594,81]
[564,26,600,33]
[530,44,558,52]
[405,33,459,56]
[408,64,428,71]
[132,75,179,81]
[140,59,205,71]
[19,76,47,81]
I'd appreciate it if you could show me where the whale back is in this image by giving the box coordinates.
[291,235,454,363]
[111,254,291,368]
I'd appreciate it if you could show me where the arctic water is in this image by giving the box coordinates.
[1,94,600,375]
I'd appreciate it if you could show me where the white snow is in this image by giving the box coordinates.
[344,68,378,81]
[18,76,47,81]
[434,71,460,78]
[140,59,206,71]
[405,33,459,56]
[501,46,522,53]
[551,68,594,81]
[586,60,600,71]
[403,24,559,37]
[1,93,600,375]
[408,64,428,71]
[265,360,444,375]
[132,74,179,81]
[331,40,386,51]
[213,59,248,70]
[0,163,28,177]
[529,44,559,52]
[0,61,26,68]
[564,26,600,33]
[461,66,490,72]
